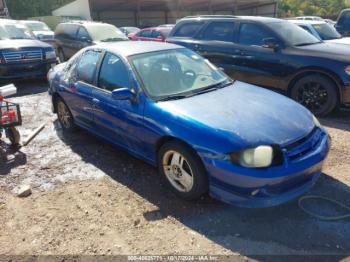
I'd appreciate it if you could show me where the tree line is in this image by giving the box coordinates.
[6,0,350,20]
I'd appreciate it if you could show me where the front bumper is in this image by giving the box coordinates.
[204,129,330,208]
[0,59,56,80]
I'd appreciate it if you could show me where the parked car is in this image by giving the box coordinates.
[290,20,350,45]
[158,24,175,28]
[167,15,350,116]
[20,20,55,45]
[295,16,324,21]
[129,27,172,42]
[48,42,330,208]
[54,21,128,62]
[336,9,350,36]
[0,19,57,81]
[120,26,140,38]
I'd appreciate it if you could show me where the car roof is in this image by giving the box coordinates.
[179,15,282,23]
[288,19,327,25]
[21,20,44,24]
[0,18,17,24]
[94,41,184,58]
[58,21,108,27]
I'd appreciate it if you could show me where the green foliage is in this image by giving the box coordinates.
[7,0,72,19]
[278,0,350,17]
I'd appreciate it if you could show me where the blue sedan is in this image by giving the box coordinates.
[48,42,330,208]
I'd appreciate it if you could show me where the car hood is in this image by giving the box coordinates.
[294,42,350,61]
[0,39,52,49]
[326,37,350,45]
[32,30,54,37]
[158,81,315,147]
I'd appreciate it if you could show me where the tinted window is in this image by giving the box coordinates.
[77,27,90,40]
[202,22,235,41]
[139,30,152,38]
[173,22,204,37]
[312,23,341,40]
[98,53,130,91]
[300,25,313,34]
[152,30,161,38]
[76,50,101,84]
[338,11,350,26]
[63,24,78,39]
[238,23,275,46]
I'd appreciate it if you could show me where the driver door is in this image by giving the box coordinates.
[92,52,145,153]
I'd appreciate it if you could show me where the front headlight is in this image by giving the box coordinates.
[313,115,322,128]
[230,145,274,168]
[45,50,56,60]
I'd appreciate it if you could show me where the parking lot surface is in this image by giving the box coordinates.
[0,81,349,258]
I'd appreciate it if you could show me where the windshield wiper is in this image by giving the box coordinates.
[295,42,320,46]
[158,94,192,102]
[194,80,233,95]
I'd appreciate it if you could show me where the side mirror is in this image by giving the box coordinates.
[112,88,135,101]
[262,38,279,50]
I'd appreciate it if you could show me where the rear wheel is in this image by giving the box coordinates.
[6,127,20,146]
[158,141,208,200]
[56,97,75,132]
[290,74,338,116]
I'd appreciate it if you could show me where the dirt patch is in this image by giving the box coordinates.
[0,81,349,257]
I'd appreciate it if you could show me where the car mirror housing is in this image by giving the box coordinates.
[262,38,279,50]
[112,88,135,101]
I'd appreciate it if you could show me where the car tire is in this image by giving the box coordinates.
[6,127,20,146]
[290,74,338,116]
[57,49,66,63]
[56,97,76,132]
[158,141,208,200]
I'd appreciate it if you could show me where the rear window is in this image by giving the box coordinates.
[338,11,350,26]
[173,22,204,37]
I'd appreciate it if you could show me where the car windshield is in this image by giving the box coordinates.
[267,21,321,46]
[0,23,34,40]
[86,24,128,42]
[130,48,231,100]
[25,22,50,31]
[312,23,342,40]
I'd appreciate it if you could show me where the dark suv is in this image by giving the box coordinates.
[167,15,350,116]
[336,9,350,37]
[54,21,128,62]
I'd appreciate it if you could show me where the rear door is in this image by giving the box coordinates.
[92,52,145,151]
[233,22,286,89]
[63,24,79,59]
[190,21,238,77]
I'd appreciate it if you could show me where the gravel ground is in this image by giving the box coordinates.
[0,81,349,259]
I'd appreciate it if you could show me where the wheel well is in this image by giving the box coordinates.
[287,70,342,102]
[155,136,202,165]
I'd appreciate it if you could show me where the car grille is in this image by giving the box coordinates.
[284,127,323,161]
[2,50,43,63]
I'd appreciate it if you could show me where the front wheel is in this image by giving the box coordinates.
[158,141,208,200]
[56,97,75,132]
[290,74,338,116]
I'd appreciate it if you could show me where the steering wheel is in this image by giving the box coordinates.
[183,70,197,88]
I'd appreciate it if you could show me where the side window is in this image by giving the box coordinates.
[339,12,350,26]
[300,25,313,34]
[65,25,78,40]
[76,50,101,84]
[152,30,161,38]
[139,30,152,38]
[202,22,235,42]
[98,53,130,92]
[173,22,204,37]
[238,23,275,46]
[77,27,90,40]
